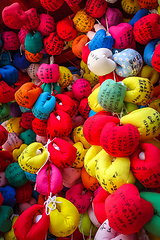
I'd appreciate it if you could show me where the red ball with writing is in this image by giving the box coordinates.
[133,13,160,45]
[105,184,154,235]
[15,182,33,204]
[130,143,160,188]
[85,0,107,18]
[100,122,140,157]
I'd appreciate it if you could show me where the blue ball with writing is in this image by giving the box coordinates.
[89,29,114,51]
[24,171,37,182]
[143,38,160,67]
[0,185,16,208]
[113,48,143,77]
[32,92,56,120]
[13,51,30,70]
[0,65,19,86]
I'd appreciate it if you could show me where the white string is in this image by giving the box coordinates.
[89,224,93,240]
[20,44,23,56]
[50,55,54,64]
[44,193,62,215]
[105,14,109,32]
[81,229,86,240]
[44,233,47,240]
[10,214,19,221]
[36,139,52,175]
[113,71,116,82]
[96,19,101,25]
[71,233,74,240]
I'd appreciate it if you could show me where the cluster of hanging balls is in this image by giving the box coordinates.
[1,0,160,239]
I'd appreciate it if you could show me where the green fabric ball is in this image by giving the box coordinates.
[97,79,126,113]
[5,162,28,187]
[140,191,160,237]
[0,206,13,232]
[0,103,10,123]
[25,31,43,54]
[41,83,52,94]
[20,129,36,145]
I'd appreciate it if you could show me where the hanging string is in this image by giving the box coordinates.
[105,14,109,32]
[36,139,52,176]
[47,10,49,17]
[44,194,62,215]
[95,19,101,25]
[81,229,86,240]
[89,224,93,240]
[71,233,74,240]
[37,81,43,88]
[50,55,54,64]
[113,71,117,82]
[44,233,47,240]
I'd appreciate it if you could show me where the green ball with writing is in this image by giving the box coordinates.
[0,103,10,123]
[5,162,28,187]
[25,31,43,54]
[97,79,127,113]
[20,129,36,145]
[140,192,160,238]
[0,206,13,232]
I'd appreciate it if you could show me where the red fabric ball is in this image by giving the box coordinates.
[2,2,27,29]
[93,188,110,224]
[105,184,154,235]
[151,43,160,73]
[82,43,91,64]
[37,14,55,37]
[66,183,93,214]
[0,150,13,172]
[85,0,107,18]
[18,27,29,45]
[133,13,160,45]
[0,125,8,146]
[13,204,50,240]
[65,0,82,6]
[100,122,140,157]
[40,0,64,11]
[44,32,64,55]
[0,81,15,103]
[24,8,39,31]
[57,19,77,41]
[15,183,33,204]
[72,78,92,101]
[83,113,120,145]
[32,118,47,136]
[137,0,158,9]
[130,143,160,188]
[55,94,77,116]
[2,31,20,51]
[47,110,73,138]
[48,138,77,168]
[78,98,91,119]
[20,112,35,130]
